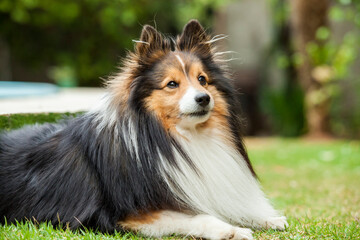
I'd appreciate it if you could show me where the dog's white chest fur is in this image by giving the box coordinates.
[160,128,281,228]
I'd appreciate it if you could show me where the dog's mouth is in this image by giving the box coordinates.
[182,110,209,117]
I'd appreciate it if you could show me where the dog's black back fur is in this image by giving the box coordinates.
[0,112,180,231]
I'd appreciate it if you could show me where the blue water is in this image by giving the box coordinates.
[0,81,59,98]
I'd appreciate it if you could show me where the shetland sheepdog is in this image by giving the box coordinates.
[0,20,288,239]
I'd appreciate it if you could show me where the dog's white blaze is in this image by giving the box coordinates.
[179,87,214,114]
[160,129,280,228]
[175,54,187,76]
[177,87,214,128]
[179,87,199,114]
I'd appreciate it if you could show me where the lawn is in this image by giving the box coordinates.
[247,138,360,239]
[0,114,359,239]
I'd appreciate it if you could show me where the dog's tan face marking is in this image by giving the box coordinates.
[109,20,230,134]
[145,52,229,133]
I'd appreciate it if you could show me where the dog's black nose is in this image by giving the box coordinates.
[195,93,210,107]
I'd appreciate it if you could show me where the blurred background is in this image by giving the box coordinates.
[0,0,359,138]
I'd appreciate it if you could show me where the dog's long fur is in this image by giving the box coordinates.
[0,20,287,239]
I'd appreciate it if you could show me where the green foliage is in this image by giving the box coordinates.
[317,0,360,138]
[0,0,224,86]
[174,0,230,28]
[260,82,305,136]
[260,0,305,136]
[48,65,77,87]
[264,0,360,138]
[305,30,357,109]
[308,29,358,80]
[316,26,330,41]
[330,79,360,138]
[331,1,360,138]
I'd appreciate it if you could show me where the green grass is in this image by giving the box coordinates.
[0,114,359,239]
[248,138,360,239]
[0,113,80,131]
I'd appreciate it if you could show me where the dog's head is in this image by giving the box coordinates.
[109,20,230,132]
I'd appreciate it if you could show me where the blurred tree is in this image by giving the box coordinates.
[290,0,330,137]
[260,0,305,136]
[0,0,224,86]
[327,0,360,138]
[262,0,360,138]
[0,36,11,81]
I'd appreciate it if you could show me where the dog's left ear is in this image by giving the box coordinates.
[177,19,211,54]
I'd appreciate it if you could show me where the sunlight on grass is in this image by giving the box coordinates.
[246,138,360,239]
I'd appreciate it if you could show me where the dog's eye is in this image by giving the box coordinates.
[198,75,207,86]
[167,81,179,88]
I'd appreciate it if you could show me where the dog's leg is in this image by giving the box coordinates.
[118,210,253,240]
[262,216,289,230]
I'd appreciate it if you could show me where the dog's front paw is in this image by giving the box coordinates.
[264,216,289,230]
[208,226,253,240]
[232,227,253,240]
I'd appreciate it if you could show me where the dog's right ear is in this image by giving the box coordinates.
[135,25,164,56]
[177,19,211,55]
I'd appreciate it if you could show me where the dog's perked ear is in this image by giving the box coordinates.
[135,25,169,56]
[177,19,211,55]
